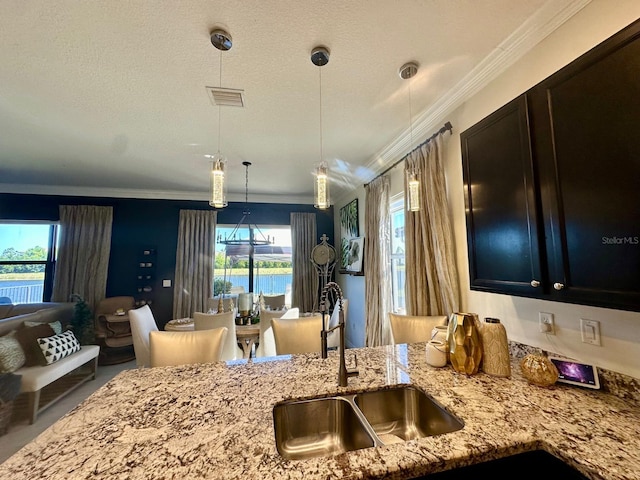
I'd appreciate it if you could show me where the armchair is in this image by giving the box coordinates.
[94,296,136,365]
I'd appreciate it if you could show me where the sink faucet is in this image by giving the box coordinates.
[320,282,358,387]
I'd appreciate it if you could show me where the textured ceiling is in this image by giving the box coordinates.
[0,1,585,204]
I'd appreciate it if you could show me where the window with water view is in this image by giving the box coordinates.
[214,226,292,305]
[0,223,58,304]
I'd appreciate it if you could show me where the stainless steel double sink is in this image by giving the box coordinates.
[273,385,464,460]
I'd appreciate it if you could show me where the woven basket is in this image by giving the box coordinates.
[0,400,13,435]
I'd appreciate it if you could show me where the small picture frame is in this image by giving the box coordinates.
[345,237,365,274]
[548,356,600,389]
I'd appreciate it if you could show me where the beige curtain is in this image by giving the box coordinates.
[173,210,216,319]
[52,205,113,312]
[405,133,460,316]
[291,212,317,313]
[364,176,392,347]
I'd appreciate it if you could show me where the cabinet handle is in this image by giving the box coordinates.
[530,280,540,288]
[553,282,565,291]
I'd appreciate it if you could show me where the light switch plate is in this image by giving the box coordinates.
[162,279,171,288]
[580,318,601,346]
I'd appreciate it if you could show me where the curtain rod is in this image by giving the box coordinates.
[363,121,453,188]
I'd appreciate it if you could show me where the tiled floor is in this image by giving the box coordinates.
[0,359,135,464]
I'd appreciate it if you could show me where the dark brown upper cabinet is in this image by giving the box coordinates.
[462,19,640,312]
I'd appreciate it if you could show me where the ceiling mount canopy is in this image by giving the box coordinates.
[218,161,274,247]
[312,45,331,210]
[210,29,233,51]
[398,61,418,80]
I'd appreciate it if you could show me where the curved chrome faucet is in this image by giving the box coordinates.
[320,282,358,387]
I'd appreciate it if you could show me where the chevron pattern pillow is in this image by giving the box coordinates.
[37,331,81,365]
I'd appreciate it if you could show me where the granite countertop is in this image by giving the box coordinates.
[2,343,640,479]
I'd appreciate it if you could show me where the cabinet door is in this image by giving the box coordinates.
[530,22,640,311]
[461,95,544,296]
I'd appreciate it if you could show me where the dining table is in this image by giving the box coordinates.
[164,317,260,359]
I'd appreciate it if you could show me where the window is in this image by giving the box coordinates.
[390,195,406,313]
[0,222,58,304]
[214,226,292,300]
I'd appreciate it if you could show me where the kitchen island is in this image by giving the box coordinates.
[1,343,639,479]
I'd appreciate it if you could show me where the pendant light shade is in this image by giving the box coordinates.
[407,169,420,212]
[311,46,331,209]
[314,161,330,209]
[209,154,227,208]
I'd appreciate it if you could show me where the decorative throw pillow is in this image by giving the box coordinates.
[15,323,55,367]
[37,331,81,365]
[24,320,63,335]
[0,331,26,373]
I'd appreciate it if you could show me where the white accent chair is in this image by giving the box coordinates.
[271,314,323,355]
[325,299,348,349]
[388,313,448,344]
[193,311,242,361]
[128,305,159,368]
[149,328,228,367]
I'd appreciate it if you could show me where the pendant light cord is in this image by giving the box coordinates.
[217,49,222,155]
[318,65,323,162]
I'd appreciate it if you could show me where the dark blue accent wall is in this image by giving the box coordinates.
[0,193,334,326]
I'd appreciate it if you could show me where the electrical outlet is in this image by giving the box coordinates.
[581,318,601,346]
[539,312,555,334]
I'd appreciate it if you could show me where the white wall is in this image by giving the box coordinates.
[334,187,366,348]
[338,0,640,377]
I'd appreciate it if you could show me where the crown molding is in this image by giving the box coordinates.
[0,183,314,205]
[363,0,592,182]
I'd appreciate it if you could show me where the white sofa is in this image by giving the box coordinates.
[0,302,100,424]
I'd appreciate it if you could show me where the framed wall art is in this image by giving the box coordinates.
[339,199,360,272]
[344,237,365,274]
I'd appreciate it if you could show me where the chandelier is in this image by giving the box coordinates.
[400,61,421,212]
[311,46,331,209]
[208,28,233,209]
[217,161,274,247]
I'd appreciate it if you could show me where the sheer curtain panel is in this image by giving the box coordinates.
[364,176,392,347]
[290,212,317,313]
[52,205,113,312]
[173,210,216,319]
[405,133,460,316]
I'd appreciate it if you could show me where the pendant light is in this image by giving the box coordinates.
[400,61,420,212]
[208,29,232,209]
[311,46,331,209]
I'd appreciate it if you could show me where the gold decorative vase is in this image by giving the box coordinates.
[520,354,558,387]
[480,318,511,377]
[448,312,483,375]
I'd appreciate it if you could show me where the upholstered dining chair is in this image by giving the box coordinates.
[193,311,242,361]
[261,294,286,311]
[207,296,237,313]
[149,328,228,367]
[128,304,159,368]
[388,313,448,345]
[255,308,282,358]
[279,307,299,319]
[271,314,323,355]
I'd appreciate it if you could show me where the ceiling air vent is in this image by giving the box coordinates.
[206,87,245,107]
